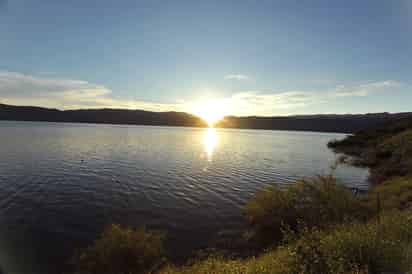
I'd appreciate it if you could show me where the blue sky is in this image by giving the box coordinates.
[0,0,411,116]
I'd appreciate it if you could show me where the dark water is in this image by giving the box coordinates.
[0,121,368,274]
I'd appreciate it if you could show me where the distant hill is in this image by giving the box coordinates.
[1,103,412,133]
[0,104,208,128]
[215,113,412,133]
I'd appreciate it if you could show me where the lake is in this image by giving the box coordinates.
[0,121,368,274]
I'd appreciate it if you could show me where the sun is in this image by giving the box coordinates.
[198,109,224,126]
[191,100,226,127]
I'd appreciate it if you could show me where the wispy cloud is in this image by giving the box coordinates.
[224,91,315,116]
[209,80,403,116]
[224,74,249,81]
[333,80,401,97]
[0,71,403,117]
[0,71,185,111]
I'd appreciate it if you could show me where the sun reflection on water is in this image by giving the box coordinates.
[203,127,218,161]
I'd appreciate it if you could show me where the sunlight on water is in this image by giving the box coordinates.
[203,127,218,161]
[0,122,369,274]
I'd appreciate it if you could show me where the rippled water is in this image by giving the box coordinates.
[0,121,368,274]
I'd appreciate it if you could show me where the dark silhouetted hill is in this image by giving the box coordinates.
[0,104,208,127]
[215,113,412,133]
[1,103,411,133]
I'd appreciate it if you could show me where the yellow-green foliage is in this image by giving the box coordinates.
[379,130,412,173]
[159,257,249,274]
[368,176,412,211]
[72,224,164,274]
[290,212,412,274]
[159,248,295,274]
[244,176,370,244]
[159,212,412,274]
[379,129,412,154]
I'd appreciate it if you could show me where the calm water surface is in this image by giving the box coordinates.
[0,121,368,273]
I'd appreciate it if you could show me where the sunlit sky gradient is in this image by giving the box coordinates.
[0,0,411,116]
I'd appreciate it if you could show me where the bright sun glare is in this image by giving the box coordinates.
[203,127,218,161]
[192,100,226,127]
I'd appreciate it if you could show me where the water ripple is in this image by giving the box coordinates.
[0,122,369,274]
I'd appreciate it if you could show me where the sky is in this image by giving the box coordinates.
[0,0,411,117]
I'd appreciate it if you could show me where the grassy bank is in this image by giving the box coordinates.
[71,117,412,274]
[160,212,412,274]
[159,178,412,274]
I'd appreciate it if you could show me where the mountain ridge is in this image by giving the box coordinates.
[1,103,411,133]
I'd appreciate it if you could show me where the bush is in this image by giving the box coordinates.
[159,256,248,274]
[159,212,412,274]
[244,176,370,245]
[158,248,295,274]
[367,176,412,211]
[71,224,165,274]
[288,212,412,274]
[369,130,412,183]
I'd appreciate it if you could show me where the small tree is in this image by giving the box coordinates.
[244,176,371,246]
[72,224,164,274]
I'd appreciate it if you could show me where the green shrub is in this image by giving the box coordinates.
[370,130,412,183]
[158,248,295,274]
[368,176,412,211]
[71,224,165,274]
[159,256,248,274]
[244,176,370,245]
[160,212,412,274]
[289,212,412,274]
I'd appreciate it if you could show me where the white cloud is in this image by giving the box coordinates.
[207,80,402,116]
[332,80,401,97]
[0,71,403,117]
[225,91,315,116]
[0,71,185,112]
[224,74,249,81]
[0,71,312,116]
